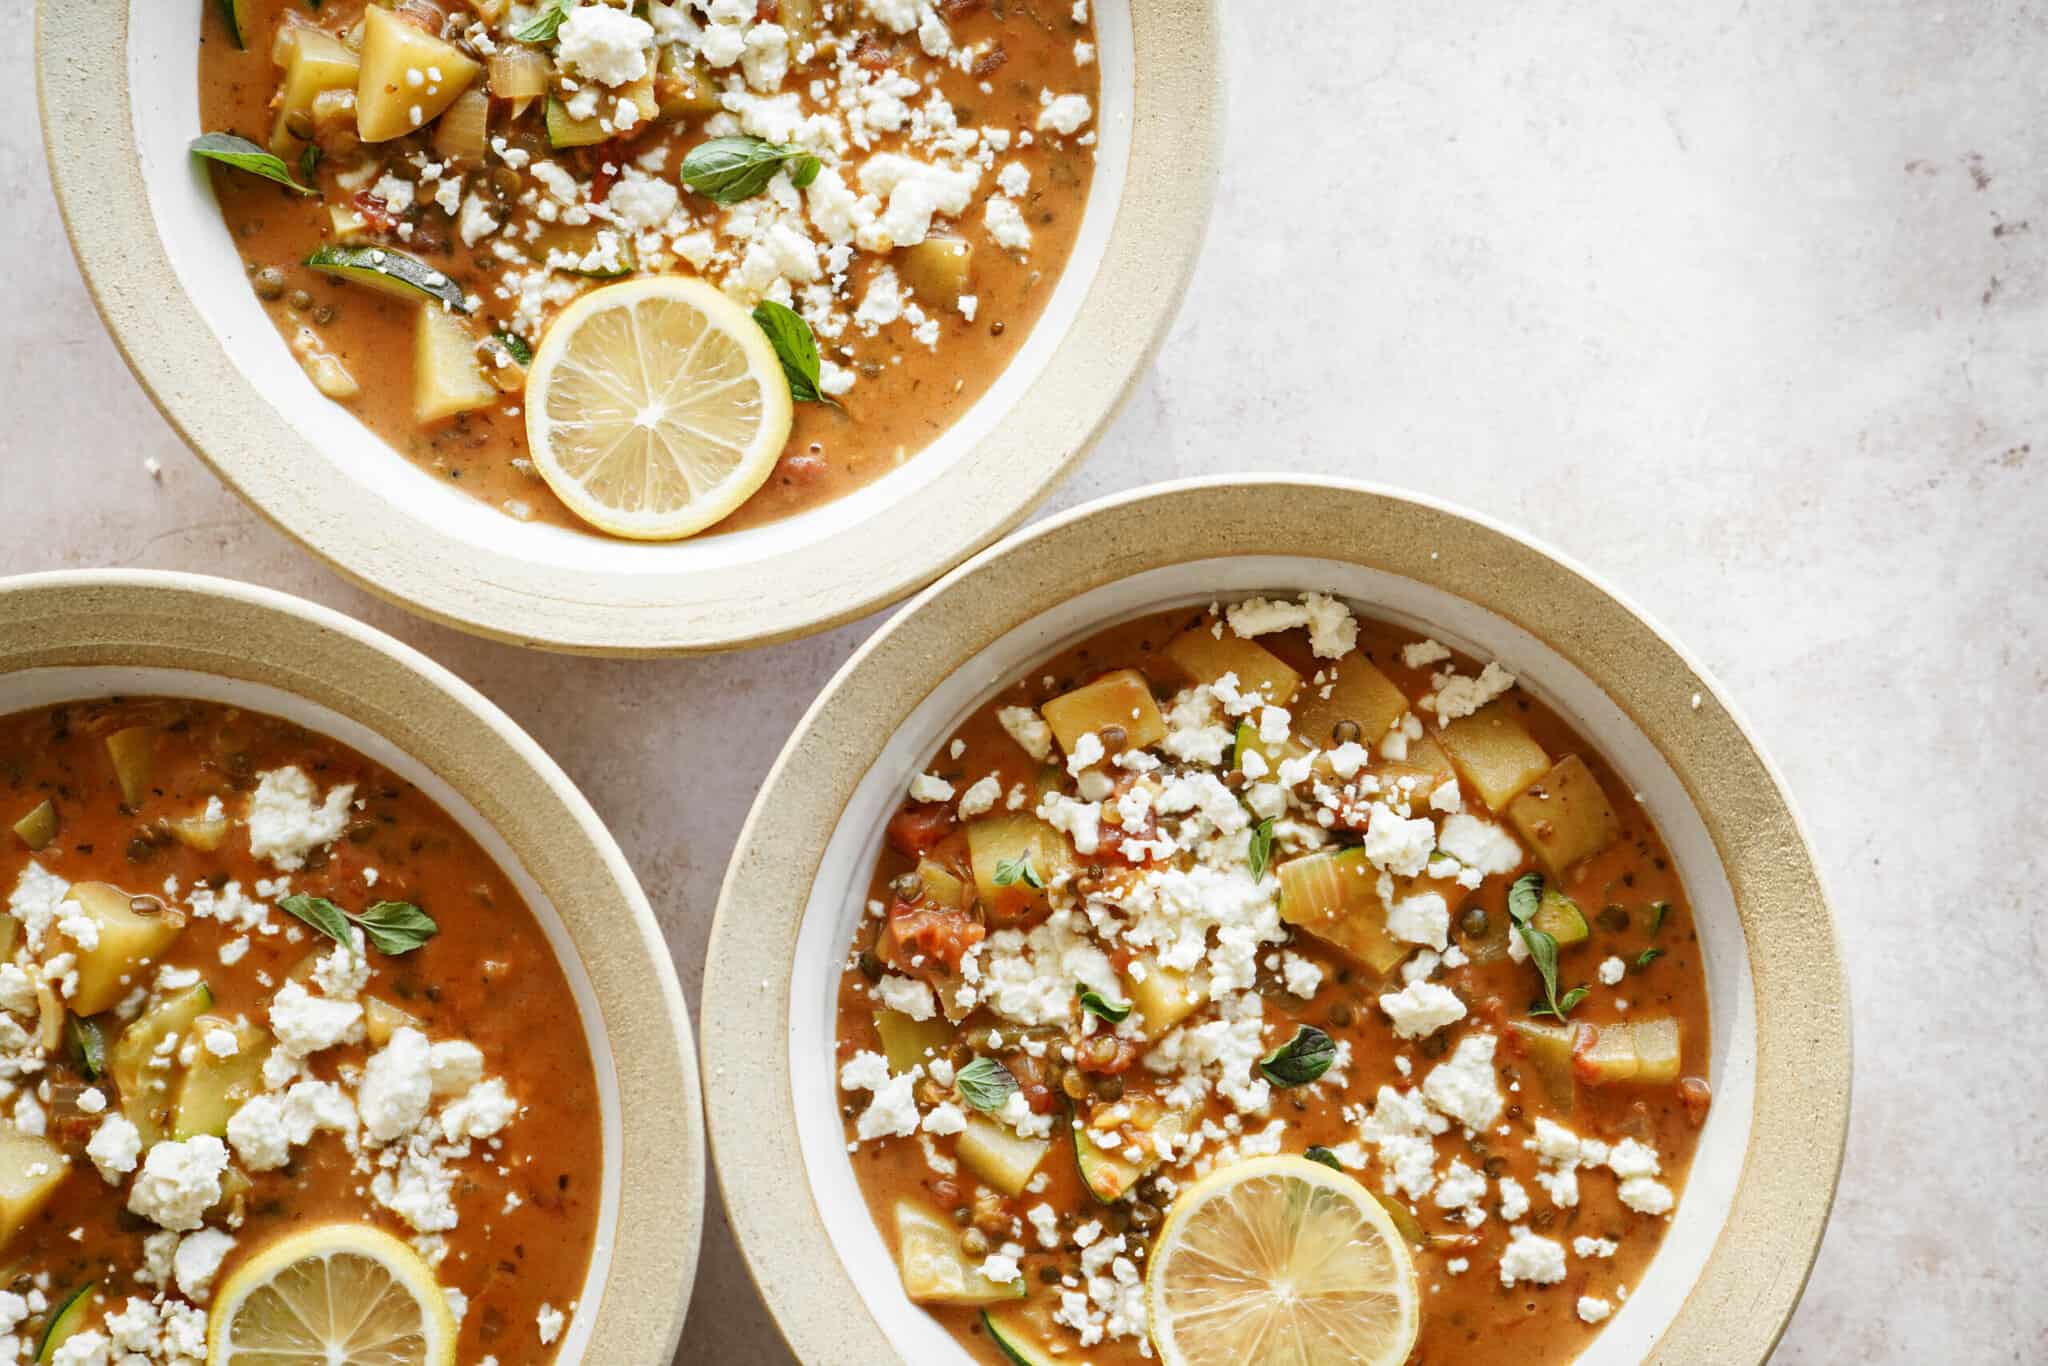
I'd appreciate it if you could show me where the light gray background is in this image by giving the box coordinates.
[5,2,2043,1360]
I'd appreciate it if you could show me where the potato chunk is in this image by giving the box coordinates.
[11,800,56,851]
[1164,626,1300,705]
[956,1116,1050,1197]
[1435,702,1548,809]
[415,305,496,423]
[104,726,156,806]
[0,1128,70,1252]
[62,882,184,1015]
[896,1201,1027,1304]
[1507,755,1621,877]
[1040,669,1166,757]
[966,814,1071,922]
[270,28,361,157]
[898,237,974,310]
[356,6,481,143]
[1291,652,1409,750]
[874,1009,955,1073]
[1124,957,1204,1038]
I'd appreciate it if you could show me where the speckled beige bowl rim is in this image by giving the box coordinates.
[34,0,1222,657]
[0,569,703,1363]
[701,474,1852,1365]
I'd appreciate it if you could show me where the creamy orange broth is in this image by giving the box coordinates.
[196,0,1099,538]
[833,604,1712,1364]
[0,698,599,1362]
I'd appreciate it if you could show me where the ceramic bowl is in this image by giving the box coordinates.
[0,569,704,1362]
[36,1,1221,655]
[701,475,1851,1364]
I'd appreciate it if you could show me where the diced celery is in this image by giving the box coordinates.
[1506,1018,1576,1114]
[1531,888,1589,946]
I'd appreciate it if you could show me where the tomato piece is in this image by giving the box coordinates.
[886,804,954,860]
[1679,1076,1713,1125]
[882,900,984,974]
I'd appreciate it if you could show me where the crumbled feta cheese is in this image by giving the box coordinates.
[877,975,938,1022]
[1578,1295,1614,1324]
[1599,955,1626,986]
[86,1114,142,1183]
[554,5,654,86]
[246,767,355,872]
[1499,1225,1569,1287]
[127,1136,229,1231]
[1421,1032,1503,1131]
[1377,981,1466,1039]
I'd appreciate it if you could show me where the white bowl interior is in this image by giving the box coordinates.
[0,666,622,1360]
[787,557,1758,1363]
[129,3,1136,575]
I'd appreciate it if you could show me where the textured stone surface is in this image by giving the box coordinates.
[4,2,2044,1361]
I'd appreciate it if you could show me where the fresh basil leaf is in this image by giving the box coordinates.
[682,135,820,204]
[1303,1145,1343,1171]
[1507,872,1544,926]
[277,893,356,952]
[1246,818,1276,881]
[493,330,533,366]
[955,1057,1019,1113]
[354,901,439,956]
[512,0,576,43]
[1557,985,1589,1013]
[751,300,829,404]
[1647,900,1670,935]
[1635,947,1665,970]
[190,133,316,195]
[1259,1025,1337,1088]
[1077,985,1131,1024]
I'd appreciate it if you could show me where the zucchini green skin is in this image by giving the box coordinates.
[216,0,251,48]
[304,245,470,313]
[982,1311,1056,1366]
[36,1283,95,1364]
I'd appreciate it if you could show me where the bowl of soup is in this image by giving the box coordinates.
[0,569,701,1363]
[39,0,1220,653]
[701,476,1849,1364]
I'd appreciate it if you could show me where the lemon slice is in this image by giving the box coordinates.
[1145,1154,1419,1366]
[524,276,793,539]
[208,1223,457,1366]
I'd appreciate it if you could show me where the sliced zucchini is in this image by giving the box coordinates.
[104,726,156,806]
[414,304,496,423]
[1073,1110,1183,1203]
[1506,1018,1576,1115]
[655,44,722,119]
[530,225,638,279]
[215,0,252,48]
[11,800,56,851]
[983,1311,1056,1366]
[1232,718,1306,776]
[545,75,658,148]
[172,1016,273,1139]
[956,1115,1049,1197]
[1530,888,1589,947]
[355,6,481,143]
[111,984,214,1148]
[895,1202,1026,1306]
[1040,668,1167,757]
[306,245,468,313]
[873,1009,954,1074]
[34,1281,93,1364]
[61,883,185,1016]
[0,1129,71,1253]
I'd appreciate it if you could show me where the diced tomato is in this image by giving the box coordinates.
[1022,1084,1056,1115]
[886,804,954,859]
[351,192,401,234]
[853,34,893,70]
[882,900,984,974]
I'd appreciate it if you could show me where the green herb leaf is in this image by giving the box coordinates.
[66,1015,107,1081]
[681,135,821,204]
[1246,818,1276,881]
[189,133,316,195]
[277,893,356,952]
[1303,1145,1343,1171]
[1648,900,1670,935]
[1507,872,1544,927]
[1557,985,1589,1013]
[992,853,1043,890]
[1259,1025,1337,1088]
[751,300,830,405]
[955,1057,1019,1113]
[1077,985,1131,1024]
[1635,947,1665,970]
[298,144,322,188]
[493,330,533,366]
[511,0,576,43]
[354,901,439,956]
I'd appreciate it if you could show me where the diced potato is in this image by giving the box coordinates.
[11,800,56,851]
[874,1009,955,1074]
[917,860,967,910]
[104,726,156,806]
[62,883,185,1016]
[1507,755,1620,878]
[655,44,722,118]
[544,75,659,148]
[1402,735,1458,790]
[1506,1019,1576,1114]
[1275,849,1403,975]
[957,1115,1051,1196]
[780,0,821,39]
[896,1201,1028,1304]
[414,305,497,423]
[168,806,228,852]
[356,6,481,143]
[0,1128,70,1252]
[270,28,362,158]
[1124,958,1204,1038]
[1164,626,1301,705]
[111,984,214,1148]
[172,1017,273,1140]
[898,237,974,310]
[488,46,551,116]
[1629,1017,1683,1084]
[966,814,1071,921]
[432,87,489,163]
[1291,653,1410,751]
[1530,888,1589,946]
[365,996,422,1047]
[1435,702,1549,810]
[1040,669,1166,758]
[1574,1022,1639,1086]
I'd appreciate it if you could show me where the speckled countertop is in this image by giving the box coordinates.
[4,2,2043,1361]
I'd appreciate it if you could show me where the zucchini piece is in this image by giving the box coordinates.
[0,1129,70,1254]
[65,1016,107,1082]
[779,0,821,40]
[1073,1110,1184,1203]
[1506,1018,1576,1115]
[1275,849,1403,974]
[1291,652,1410,752]
[216,0,252,48]
[898,237,974,310]
[306,245,468,312]
[172,1017,273,1140]
[1530,888,1589,946]
[956,1115,1050,1197]
[1435,702,1549,810]
[355,6,481,143]
[61,883,185,1016]
[873,1009,955,1074]
[655,44,722,119]
[1041,668,1166,758]
[1231,719,1306,777]
[983,1311,1056,1366]
[111,984,214,1148]
[11,800,56,851]
[1164,626,1301,706]
[268,28,361,158]
[414,304,496,423]
[34,1281,93,1364]
[1507,755,1621,878]
[545,75,659,148]
[104,726,156,806]
[1124,958,1204,1038]
[895,1202,1026,1305]
[966,814,1071,921]
[364,996,421,1048]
